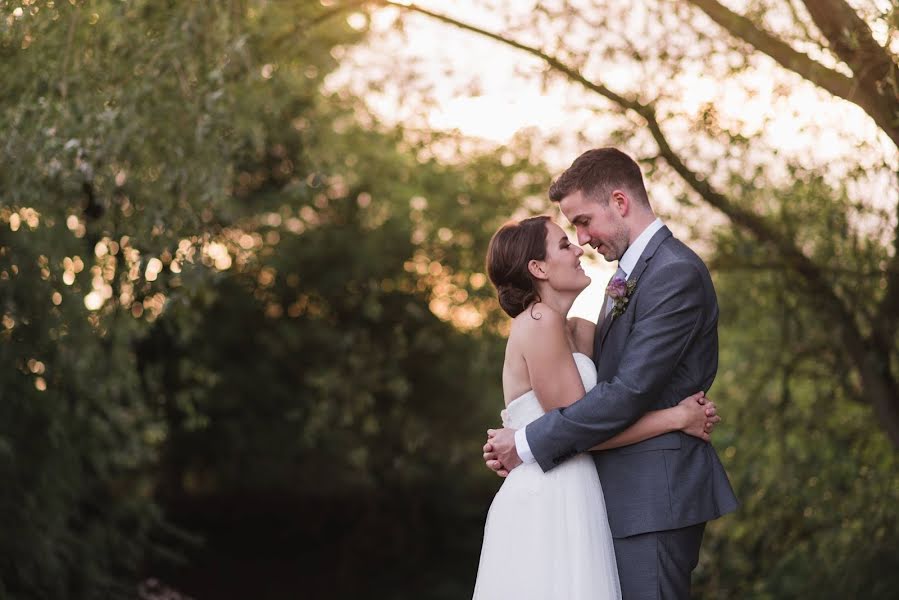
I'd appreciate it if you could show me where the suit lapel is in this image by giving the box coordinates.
[593,289,607,364]
[597,310,616,357]
[597,311,615,351]
[596,226,673,355]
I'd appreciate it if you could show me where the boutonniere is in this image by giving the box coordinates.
[606,276,637,318]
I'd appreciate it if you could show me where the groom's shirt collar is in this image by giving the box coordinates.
[618,218,664,279]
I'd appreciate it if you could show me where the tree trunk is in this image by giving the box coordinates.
[857,351,899,448]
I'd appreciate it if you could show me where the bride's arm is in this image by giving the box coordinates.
[590,392,717,450]
[521,307,586,412]
[567,317,595,357]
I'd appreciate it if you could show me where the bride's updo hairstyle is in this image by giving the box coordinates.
[487,215,550,317]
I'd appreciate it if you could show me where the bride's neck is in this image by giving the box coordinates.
[535,285,577,319]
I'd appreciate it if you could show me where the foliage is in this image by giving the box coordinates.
[702,193,899,597]
[1,1,547,597]
[5,0,897,598]
[134,85,550,598]
[0,0,362,595]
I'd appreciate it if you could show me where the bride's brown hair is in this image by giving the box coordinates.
[486,216,550,317]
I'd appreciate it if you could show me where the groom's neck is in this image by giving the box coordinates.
[627,210,657,245]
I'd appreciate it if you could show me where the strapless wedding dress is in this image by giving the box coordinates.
[472,353,621,600]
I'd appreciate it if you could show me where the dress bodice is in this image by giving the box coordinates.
[501,353,597,429]
[476,353,621,600]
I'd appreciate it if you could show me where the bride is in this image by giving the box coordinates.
[472,216,717,599]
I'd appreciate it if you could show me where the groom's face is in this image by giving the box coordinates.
[558,190,629,262]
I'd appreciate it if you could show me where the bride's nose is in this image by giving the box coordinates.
[574,245,584,257]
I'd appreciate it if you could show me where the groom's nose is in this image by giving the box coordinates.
[576,229,591,246]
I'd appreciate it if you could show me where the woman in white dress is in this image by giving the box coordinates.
[472,216,717,600]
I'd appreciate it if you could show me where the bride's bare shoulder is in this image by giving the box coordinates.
[509,302,566,343]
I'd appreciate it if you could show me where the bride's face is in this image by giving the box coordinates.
[538,221,591,294]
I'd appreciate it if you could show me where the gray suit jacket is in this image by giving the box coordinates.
[526,226,738,538]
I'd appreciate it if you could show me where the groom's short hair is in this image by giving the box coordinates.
[549,148,650,207]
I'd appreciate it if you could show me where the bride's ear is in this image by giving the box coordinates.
[528,259,548,280]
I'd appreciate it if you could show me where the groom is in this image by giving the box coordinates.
[484,148,738,599]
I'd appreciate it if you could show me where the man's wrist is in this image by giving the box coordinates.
[514,427,536,464]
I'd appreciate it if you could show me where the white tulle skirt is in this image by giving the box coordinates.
[472,453,622,600]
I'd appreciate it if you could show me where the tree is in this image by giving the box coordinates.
[0,0,367,595]
[2,1,550,596]
[324,1,899,596]
[134,127,546,595]
[703,212,899,597]
[359,0,899,448]
[5,0,896,597]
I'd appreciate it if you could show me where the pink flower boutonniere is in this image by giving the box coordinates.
[606,276,637,318]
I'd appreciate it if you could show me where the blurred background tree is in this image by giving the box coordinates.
[1,1,545,598]
[1,0,897,599]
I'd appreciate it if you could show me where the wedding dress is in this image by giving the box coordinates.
[472,353,621,600]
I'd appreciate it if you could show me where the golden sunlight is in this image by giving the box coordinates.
[428,95,570,143]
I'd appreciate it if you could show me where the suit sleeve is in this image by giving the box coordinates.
[526,260,707,472]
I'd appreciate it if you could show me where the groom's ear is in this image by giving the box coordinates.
[610,189,629,216]
[527,259,548,280]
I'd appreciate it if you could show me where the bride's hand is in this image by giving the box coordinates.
[676,392,720,441]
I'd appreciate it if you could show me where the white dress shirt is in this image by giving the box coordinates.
[514,218,665,464]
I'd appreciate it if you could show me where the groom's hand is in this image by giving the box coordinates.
[483,428,522,477]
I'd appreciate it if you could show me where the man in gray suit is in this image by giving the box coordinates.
[484,148,738,599]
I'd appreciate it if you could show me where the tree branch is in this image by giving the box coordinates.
[372,2,855,320]
[678,0,899,348]
[799,0,898,95]
[787,0,899,352]
[707,258,899,277]
[685,0,851,95]
[371,0,899,446]
[875,214,899,344]
[373,1,639,112]
[686,0,899,148]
